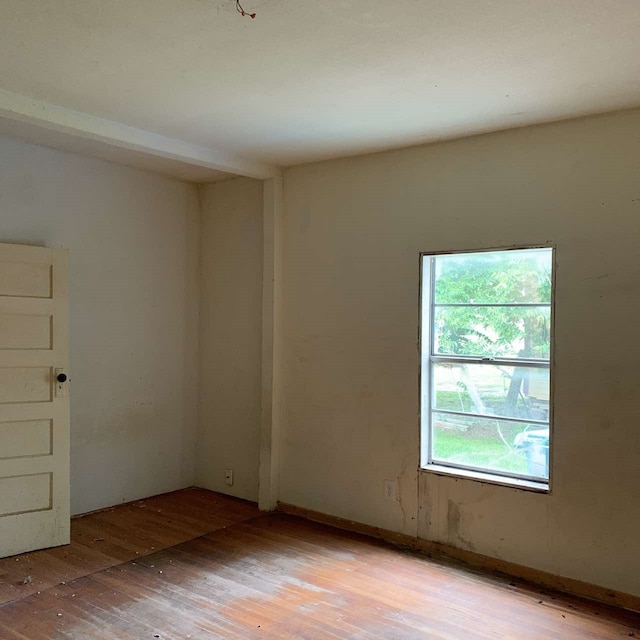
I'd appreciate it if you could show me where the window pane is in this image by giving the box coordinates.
[433,248,552,304]
[432,412,549,480]
[434,305,550,359]
[432,363,550,422]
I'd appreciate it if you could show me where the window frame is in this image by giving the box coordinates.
[418,245,555,492]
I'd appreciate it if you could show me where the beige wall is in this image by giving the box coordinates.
[0,136,200,515]
[280,109,640,596]
[196,178,263,501]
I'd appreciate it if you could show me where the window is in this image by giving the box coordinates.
[420,247,553,487]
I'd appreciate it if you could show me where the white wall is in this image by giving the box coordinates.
[196,178,263,501]
[280,109,640,596]
[0,136,200,515]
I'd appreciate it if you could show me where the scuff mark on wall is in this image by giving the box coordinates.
[396,452,419,535]
[446,499,460,542]
[447,499,476,552]
[395,452,415,529]
[421,477,432,532]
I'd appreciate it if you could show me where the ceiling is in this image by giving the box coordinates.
[1,0,639,180]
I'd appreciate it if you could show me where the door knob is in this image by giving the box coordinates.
[56,373,67,383]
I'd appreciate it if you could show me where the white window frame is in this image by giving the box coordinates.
[419,246,554,492]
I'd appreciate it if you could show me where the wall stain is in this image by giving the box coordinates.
[447,500,476,552]
[395,453,414,528]
[421,478,432,533]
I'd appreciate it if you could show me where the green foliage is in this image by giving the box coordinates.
[433,250,552,359]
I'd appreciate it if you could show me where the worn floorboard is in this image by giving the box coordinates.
[0,488,260,606]
[0,489,638,639]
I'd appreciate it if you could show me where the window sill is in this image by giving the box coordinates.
[420,464,549,493]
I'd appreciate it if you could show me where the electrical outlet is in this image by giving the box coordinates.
[225,469,234,486]
[383,479,397,501]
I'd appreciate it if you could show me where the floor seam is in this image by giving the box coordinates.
[0,511,267,609]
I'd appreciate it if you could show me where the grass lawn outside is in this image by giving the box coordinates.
[429,387,549,478]
[433,427,529,474]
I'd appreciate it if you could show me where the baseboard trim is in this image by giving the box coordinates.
[277,502,639,613]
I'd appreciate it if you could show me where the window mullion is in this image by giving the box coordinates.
[434,302,551,308]
[433,408,548,426]
[430,355,549,368]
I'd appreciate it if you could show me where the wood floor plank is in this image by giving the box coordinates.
[0,488,260,606]
[0,491,637,639]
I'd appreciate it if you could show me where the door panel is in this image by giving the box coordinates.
[0,261,52,298]
[0,367,52,404]
[0,314,52,350]
[0,243,69,558]
[0,473,52,517]
[0,419,52,460]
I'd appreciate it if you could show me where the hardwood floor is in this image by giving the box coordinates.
[0,489,637,639]
[0,488,260,606]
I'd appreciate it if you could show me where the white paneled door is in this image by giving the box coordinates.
[0,243,70,557]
